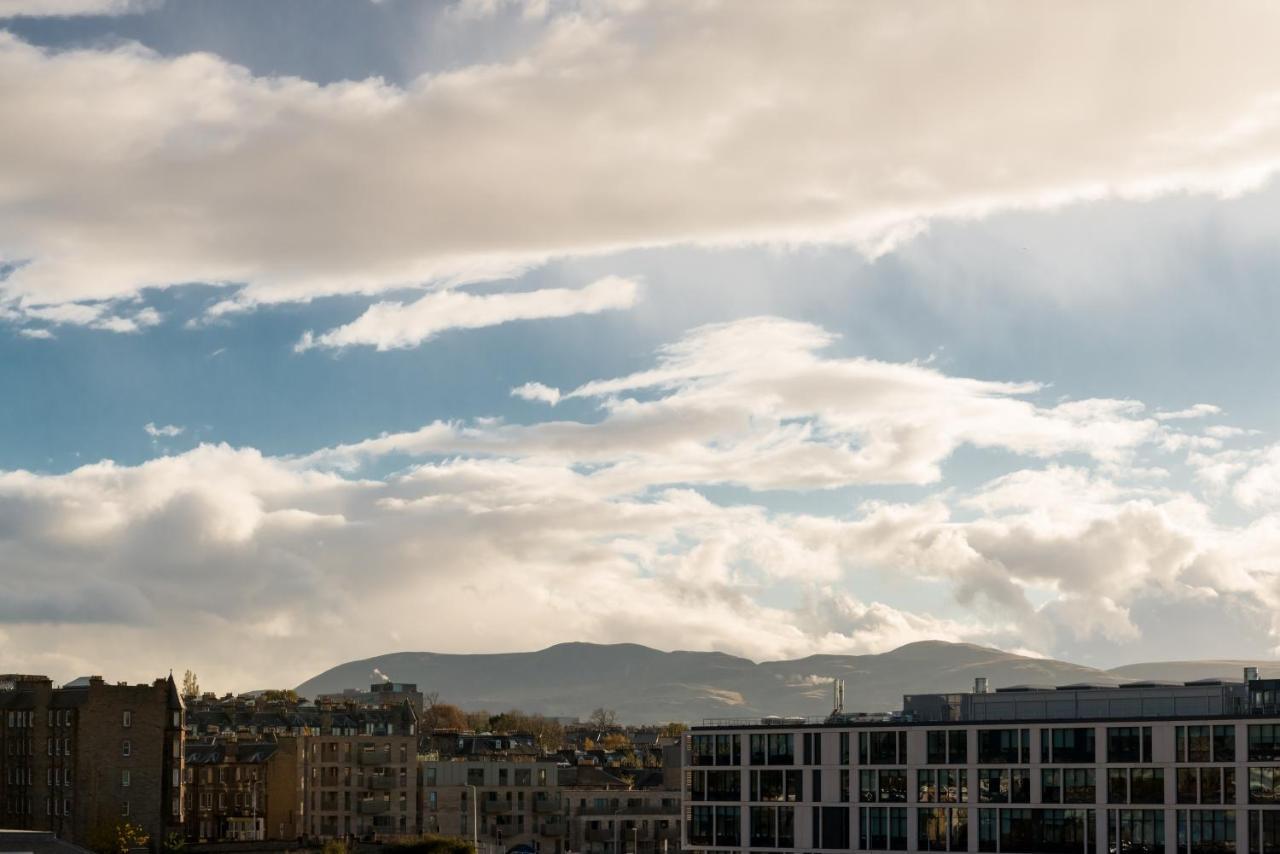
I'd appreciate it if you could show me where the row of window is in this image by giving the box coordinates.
[45,767,73,787]
[693,725,1280,767]
[690,807,1280,854]
[689,766,1280,807]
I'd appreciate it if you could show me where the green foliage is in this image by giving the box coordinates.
[322,839,349,854]
[86,818,150,854]
[659,722,688,737]
[160,831,186,854]
[383,834,476,854]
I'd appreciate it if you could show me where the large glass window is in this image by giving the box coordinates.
[1178,809,1235,854]
[860,731,907,765]
[859,806,907,851]
[820,806,850,849]
[939,769,968,804]
[1063,769,1096,804]
[1251,726,1280,762]
[1250,810,1280,854]
[1213,726,1235,763]
[689,806,713,846]
[749,805,794,848]
[750,733,794,766]
[1044,728,1096,764]
[1249,767,1280,804]
[927,731,968,765]
[1108,727,1153,764]
[1109,809,1164,854]
[1178,768,1235,804]
[979,769,1009,804]
[918,807,968,852]
[840,732,850,765]
[1044,769,1062,804]
[713,805,740,847]
[1131,769,1165,804]
[878,769,907,803]
[750,769,803,802]
[979,729,1030,764]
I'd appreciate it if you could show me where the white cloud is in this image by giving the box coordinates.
[4,3,1280,320]
[17,327,53,339]
[0,0,155,17]
[296,276,639,351]
[308,317,1162,489]
[1155,403,1223,421]
[1,318,1278,686]
[511,381,561,406]
[143,422,184,438]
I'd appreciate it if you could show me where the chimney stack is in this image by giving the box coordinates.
[974,677,989,694]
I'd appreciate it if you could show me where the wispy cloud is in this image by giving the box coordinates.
[143,422,184,438]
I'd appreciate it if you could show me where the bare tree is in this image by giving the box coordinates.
[588,707,618,729]
[181,670,199,699]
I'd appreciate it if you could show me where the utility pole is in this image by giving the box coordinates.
[468,785,480,854]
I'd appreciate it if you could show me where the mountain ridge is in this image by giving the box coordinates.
[295,641,1280,724]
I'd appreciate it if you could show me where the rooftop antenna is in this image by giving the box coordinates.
[832,679,845,715]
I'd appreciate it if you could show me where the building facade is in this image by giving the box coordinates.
[184,736,304,842]
[0,674,185,849]
[684,675,1280,854]
[421,758,566,853]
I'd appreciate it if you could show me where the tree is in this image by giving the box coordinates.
[260,689,299,704]
[601,732,632,751]
[659,722,688,738]
[87,819,150,854]
[588,707,617,729]
[181,670,199,699]
[465,709,492,732]
[422,702,468,731]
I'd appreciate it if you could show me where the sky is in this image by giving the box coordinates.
[5,0,1280,693]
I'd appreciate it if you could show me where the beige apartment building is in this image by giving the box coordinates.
[303,705,419,841]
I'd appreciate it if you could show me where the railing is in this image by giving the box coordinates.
[533,798,563,814]
[369,775,396,790]
[542,821,567,837]
[359,747,392,766]
[482,800,512,814]
[576,805,679,817]
[359,799,390,815]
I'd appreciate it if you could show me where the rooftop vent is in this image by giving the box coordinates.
[974,677,990,694]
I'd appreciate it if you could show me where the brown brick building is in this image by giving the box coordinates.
[184,736,304,842]
[0,674,185,849]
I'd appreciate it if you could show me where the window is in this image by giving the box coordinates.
[1063,769,1096,803]
[122,711,132,728]
[1178,809,1236,854]
[1251,725,1280,762]
[749,805,795,848]
[878,769,907,803]
[917,807,968,852]
[121,800,129,817]
[750,769,802,802]
[121,770,130,787]
[1043,728,1096,763]
[1108,727,1153,763]
[1110,809,1165,854]
[1249,768,1280,804]
[859,730,906,765]
[1043,769,1062,804]
[1180,768,1235,804]
[978,729,1029,764]
[840,732,850,765]
[749,733,794,766]
[859,806,908,850]
[1250,810,1280,854]
[690,770,740,801]
[1213,726,1236,762]
[122,740,131,757]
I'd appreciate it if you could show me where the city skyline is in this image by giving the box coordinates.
[5,1,1280,692]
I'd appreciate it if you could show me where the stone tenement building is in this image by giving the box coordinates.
[184,736,304,842]
[0,674,185,848]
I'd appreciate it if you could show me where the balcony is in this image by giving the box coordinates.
[533,798,562,815]
[359,747,391,766]
[369,775,396,790]
[359,799,390,815]
[542,821,567,837]
[482,800,511,814]
[585,830,611,843]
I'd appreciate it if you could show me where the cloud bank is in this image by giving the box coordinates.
[5,2,1280,328]
[3,317,1279,688]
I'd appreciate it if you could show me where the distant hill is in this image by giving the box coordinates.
[295,640,1278,724]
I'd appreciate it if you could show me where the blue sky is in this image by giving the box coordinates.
[5,0,1280,691]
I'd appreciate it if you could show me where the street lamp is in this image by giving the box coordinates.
[467,785,480,854]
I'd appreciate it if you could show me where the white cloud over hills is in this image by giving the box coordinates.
[3,317,1278,687]
[5,2,1280,331]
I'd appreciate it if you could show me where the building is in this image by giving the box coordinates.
[420,753,684,854]
[315,684,426,718]
[684,671,1280,854]
[420,757,565,853]
[0,829,94,854]
[0,673,185,849]
[302,705,419,841]
[183,736,304,841]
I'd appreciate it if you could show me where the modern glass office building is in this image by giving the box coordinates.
[684,674,1280,854]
